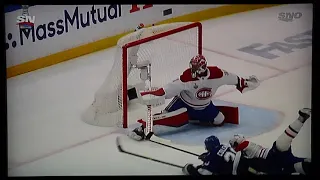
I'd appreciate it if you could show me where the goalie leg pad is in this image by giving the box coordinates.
[153,108,189,127]
[137,108,189,128]
[186,101,220,124]
[165,98,227,126]
[217,106,239,125]
[212,112,225,125]
[185,105,239,126]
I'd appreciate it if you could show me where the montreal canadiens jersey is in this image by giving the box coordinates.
[163,66,239,109]
[234,140,270,159]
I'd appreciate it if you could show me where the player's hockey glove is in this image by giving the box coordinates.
[229,134,246,149]
[182,163,202,176]
[134,23,144,31]
[198,152,209,161]
[128,125,145,141]
[237,75,260,93]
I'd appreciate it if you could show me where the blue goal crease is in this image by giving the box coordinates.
[155,100,283,146]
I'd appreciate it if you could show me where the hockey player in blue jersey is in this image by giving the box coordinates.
[182,135,241,175]
[182,135,261,175]
[182,108,311,175]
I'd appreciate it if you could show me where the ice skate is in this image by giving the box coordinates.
[298,108,311,123]
[128,125,145,141]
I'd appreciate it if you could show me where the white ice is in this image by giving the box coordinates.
[7,4,312,176]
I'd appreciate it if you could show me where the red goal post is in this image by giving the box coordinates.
[122,22,202,128]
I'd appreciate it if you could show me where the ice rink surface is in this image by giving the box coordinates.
[7,4,312,176]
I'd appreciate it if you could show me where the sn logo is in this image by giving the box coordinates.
[16,15,35,29]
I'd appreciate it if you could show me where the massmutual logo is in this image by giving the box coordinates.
[278,12,302,22]
[16,5,35,29]
[6,5,122,50]
[6,5,154,51]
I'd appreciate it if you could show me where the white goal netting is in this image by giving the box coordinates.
[82,22,202,128]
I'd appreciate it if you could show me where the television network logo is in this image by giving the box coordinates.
[16,5,35,29]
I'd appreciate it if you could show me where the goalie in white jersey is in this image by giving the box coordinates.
[130,54,260,141]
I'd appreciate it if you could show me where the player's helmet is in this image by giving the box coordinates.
[204,135,220,152]
[134,23,145,31]
[189,54,207,78]
[229,134,245,148]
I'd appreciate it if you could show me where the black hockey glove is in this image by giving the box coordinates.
[182,163,202,176]
[198,152,209,161]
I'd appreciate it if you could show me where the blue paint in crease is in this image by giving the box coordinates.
[155,100,283,146]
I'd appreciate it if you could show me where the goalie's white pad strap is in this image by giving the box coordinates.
[153,108,187,121]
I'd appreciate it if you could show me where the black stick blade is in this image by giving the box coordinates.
[115,136,184,169]
[145,132,154,140]
[116,136,124,152]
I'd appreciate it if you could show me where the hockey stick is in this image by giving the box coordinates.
[116,136,184,168]
[145,132,200,157]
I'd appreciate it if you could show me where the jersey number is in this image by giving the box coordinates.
[223,151,236,162]
[217,145,236,162]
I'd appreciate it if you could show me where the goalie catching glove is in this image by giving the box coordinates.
[237,75,260,93]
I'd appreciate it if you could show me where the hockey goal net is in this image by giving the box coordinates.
[82,22,202,128]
